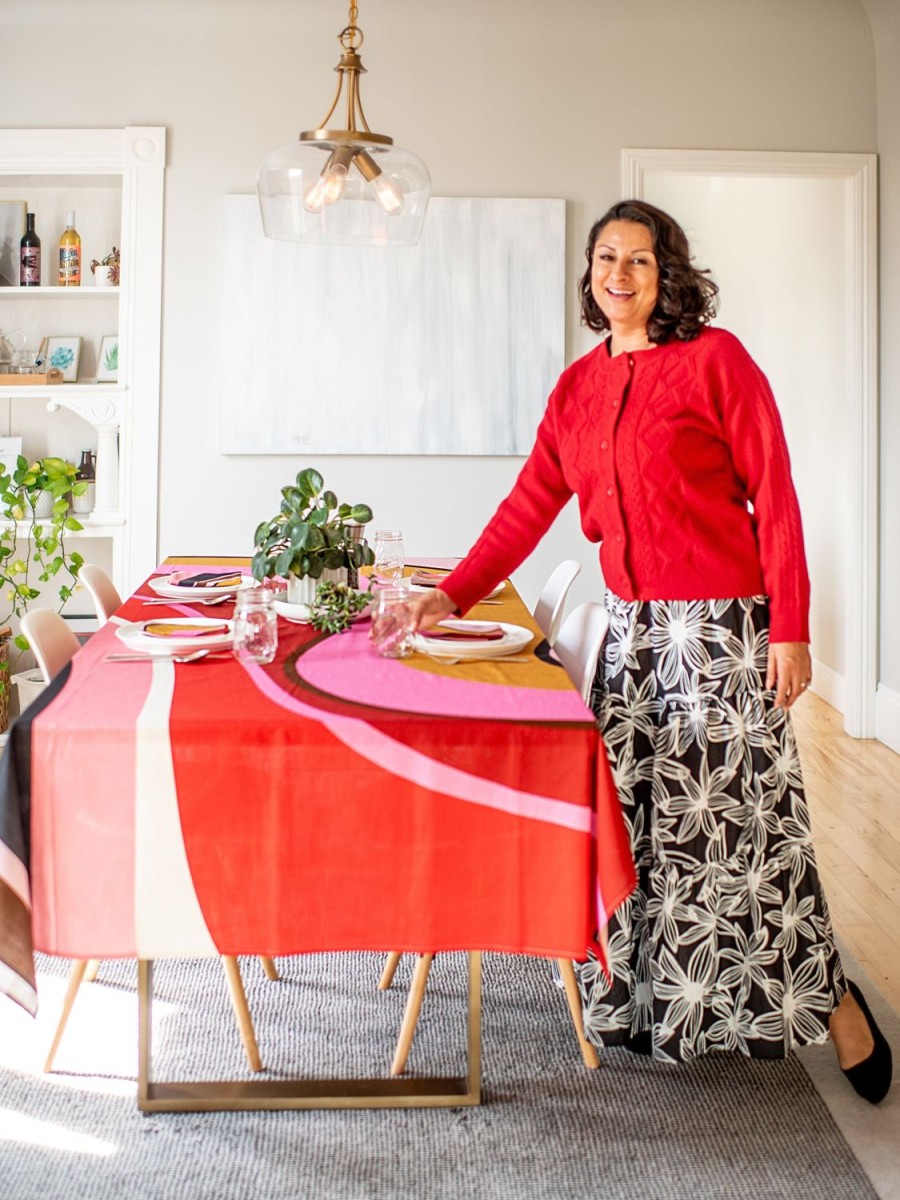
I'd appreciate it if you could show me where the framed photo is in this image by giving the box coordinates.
[0,201,26,287]
[45,335,82,383]
[0,436,22,482]
[96,334,119,383]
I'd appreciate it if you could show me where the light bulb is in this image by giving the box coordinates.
[303,147,354,213]
[370,173,404,215]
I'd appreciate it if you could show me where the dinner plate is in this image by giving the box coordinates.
[273,598,312,624]
[407,580,506,600]
[413,620,533,660]
[115,617,235,656]
[148,571,251,600]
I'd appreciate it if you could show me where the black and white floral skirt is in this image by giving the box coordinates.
[577,592,845,1062]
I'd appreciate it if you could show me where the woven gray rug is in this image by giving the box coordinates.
[0,951,880,1200]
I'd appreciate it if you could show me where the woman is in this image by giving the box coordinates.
[411,199,892,1102]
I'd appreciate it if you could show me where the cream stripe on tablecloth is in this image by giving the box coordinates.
[134,660,217,957]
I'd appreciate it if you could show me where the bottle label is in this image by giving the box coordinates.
[20,249,40,285]
[59,247,80,285]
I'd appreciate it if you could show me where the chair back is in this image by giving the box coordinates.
[79,563,122,625]
[553,601,609,704]
[20,609,81,683]
[533,559,581,646]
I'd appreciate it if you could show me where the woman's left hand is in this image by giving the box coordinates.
[766,642,812,709]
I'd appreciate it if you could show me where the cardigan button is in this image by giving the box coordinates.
[616,533,624,544]
[606,486,614,497]
[600,439,609,450]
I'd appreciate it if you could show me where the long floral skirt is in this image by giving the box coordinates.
[576,593,845,1062]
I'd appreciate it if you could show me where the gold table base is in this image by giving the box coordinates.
[137,953,482,1112]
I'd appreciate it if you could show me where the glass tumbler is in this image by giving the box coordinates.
[370,586,415,659]
[373,529,405,586]
[232,586,278,664]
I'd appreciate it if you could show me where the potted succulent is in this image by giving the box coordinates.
[90,246,120,287]
[0,455,87,725]
[252,467,374,606]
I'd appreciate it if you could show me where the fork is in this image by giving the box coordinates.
[105,649,233,663]
[138,594,232,607]
[418,653,531,666]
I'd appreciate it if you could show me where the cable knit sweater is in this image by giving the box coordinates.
[442,326,810,643]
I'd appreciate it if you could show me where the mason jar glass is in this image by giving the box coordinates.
[232,585,278,664]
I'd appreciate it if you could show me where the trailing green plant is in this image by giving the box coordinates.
[0,455,87,653]
[252,467,375,584]
[308,581,373,634]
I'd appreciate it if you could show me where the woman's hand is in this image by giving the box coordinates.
[766,642,812,709]
[408,587,457,631]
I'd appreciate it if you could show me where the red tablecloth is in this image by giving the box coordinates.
[1,561,636,1014]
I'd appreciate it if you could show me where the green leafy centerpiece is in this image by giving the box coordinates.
[251,467,374,608]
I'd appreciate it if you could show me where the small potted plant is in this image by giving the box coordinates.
[90,246,120,287]
[0,455,88,726]
[251,467,374,606]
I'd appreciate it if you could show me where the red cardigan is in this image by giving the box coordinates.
[443,327,810,643]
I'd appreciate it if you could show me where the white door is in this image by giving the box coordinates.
[623,150,877,736]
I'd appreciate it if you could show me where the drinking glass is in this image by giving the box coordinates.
[232,586,278,664]
[369,586,415,658]
[373,529,405,586]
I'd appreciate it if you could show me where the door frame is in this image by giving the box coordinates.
[622,148,878,738]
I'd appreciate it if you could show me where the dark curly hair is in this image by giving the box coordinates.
[579,199,719,343]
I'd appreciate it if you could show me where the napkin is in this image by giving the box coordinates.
[421,621,505,642]
[168,571,244,589]
[144,622,230,639]
[409,568,451,588]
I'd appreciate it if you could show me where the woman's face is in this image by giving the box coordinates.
[590,220,660,334]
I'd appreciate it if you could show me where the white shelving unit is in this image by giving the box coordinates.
[0,126,165,598]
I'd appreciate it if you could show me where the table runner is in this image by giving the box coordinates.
[1,559,635,1015]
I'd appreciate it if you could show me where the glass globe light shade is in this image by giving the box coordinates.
[257,139,431,247]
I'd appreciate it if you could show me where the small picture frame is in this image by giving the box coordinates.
[0,201,26,287]
[45,335,83,383]
[96,334,119,383]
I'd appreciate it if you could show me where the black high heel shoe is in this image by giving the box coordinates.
[841,980,893,1104]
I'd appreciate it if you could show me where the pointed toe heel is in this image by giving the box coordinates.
[842,980,893,1105]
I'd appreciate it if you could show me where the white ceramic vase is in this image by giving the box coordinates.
[286,567,348,607]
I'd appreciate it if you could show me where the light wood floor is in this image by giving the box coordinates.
[794,693,900,1010]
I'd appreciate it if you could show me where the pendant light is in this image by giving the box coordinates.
[257,1,431,247]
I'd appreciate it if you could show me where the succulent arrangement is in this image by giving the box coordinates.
[308,581,372,634]
[89,246,120,285]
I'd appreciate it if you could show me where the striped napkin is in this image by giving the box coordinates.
[144,622,230,638]
[168,571,244,589]
[421,621,505,642]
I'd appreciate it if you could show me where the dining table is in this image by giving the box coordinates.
[0,556,636,1111]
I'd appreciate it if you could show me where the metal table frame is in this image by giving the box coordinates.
[137,952,482,1112]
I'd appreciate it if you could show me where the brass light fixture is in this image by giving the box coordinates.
[257,1,430,246]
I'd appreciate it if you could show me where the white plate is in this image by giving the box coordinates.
[148,571,251,600]
[273,598,312,624]
[115,617,235,656]
[407,580,506,599]
[413,620,533,660]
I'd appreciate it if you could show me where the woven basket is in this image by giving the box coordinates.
[0,625,11,735]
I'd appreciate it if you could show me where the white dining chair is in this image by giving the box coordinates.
[533,560,581,647]
[78,563,122,624]
[21,608,275,1074]
[553,601,610,704]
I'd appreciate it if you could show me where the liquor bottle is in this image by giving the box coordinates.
[20,213,41,287]
[59,210,81,286]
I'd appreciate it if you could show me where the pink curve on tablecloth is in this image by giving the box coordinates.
[292,625,589,723]
[241,658,595,836]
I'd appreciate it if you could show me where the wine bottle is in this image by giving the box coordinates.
[20,213,41,287]
[59,210,81,287]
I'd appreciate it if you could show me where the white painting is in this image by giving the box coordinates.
[220,196,565,455]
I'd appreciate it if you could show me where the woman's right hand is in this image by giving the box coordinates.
[409,587,457,631]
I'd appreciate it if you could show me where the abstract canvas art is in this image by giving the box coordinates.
[220,196,565,455]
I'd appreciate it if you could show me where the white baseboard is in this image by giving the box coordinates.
[811,657,844,715]
[875,683,900,756]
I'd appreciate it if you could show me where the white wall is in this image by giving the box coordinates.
[1,0,878,618]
